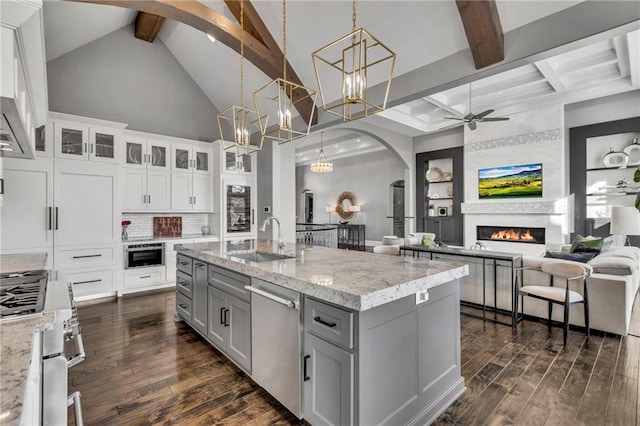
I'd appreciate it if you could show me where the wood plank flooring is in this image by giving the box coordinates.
[69,290,640,425]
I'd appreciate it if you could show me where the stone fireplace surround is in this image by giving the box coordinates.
[461,105,570,257]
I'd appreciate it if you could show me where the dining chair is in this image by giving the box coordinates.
[519,259,590,346]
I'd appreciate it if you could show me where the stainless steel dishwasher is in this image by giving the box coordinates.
[245,278,302,418]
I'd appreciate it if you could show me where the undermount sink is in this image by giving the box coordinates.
[230,251,295,263]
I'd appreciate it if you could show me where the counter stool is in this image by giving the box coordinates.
[519,260,590,346]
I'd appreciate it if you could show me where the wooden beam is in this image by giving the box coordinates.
[455,0,504,69]
[67,0,317,125]
[135,11,165,43]
[224,0,280,53]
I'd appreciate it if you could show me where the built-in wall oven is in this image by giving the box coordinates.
[124,243,165,269]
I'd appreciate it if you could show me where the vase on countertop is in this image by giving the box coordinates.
[122,225,129,241]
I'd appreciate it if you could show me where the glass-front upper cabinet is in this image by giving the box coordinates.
[55,121,120,163]
[173,143,212,174]
[123,137,171,170]
[224,151,253,175]
[195,149,209,174]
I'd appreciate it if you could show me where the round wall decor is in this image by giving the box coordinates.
[623,138,640,166]
[426,167,444,182]
[336,191,357,219]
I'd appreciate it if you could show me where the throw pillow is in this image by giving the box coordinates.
[544,251,598,263]
[421,235,434,246]
[569,235,603,253]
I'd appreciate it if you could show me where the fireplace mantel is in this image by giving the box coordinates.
[461,199,569,215]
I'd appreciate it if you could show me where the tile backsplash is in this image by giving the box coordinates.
[122,213,210,239]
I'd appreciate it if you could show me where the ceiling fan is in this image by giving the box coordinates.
[443,84,509,130]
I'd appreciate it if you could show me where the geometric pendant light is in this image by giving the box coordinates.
[217,0,266,155]
[253,0,317,144]
[311,0,396,122]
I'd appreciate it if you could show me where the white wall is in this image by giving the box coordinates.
[565,90,640,129]
[296,149,405,242]
[273,142,297,245]
[414,127,464,154]
[47,25,220,142]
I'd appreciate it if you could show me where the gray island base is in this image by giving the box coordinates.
[174,240,469,425]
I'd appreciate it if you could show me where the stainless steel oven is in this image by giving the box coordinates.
[124,243,165,269]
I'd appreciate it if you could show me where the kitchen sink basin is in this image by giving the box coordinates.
[230,251,295,263]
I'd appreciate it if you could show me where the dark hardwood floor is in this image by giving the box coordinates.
[69,290,640,425]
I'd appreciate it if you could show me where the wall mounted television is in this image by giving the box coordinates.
[478,163,543,199]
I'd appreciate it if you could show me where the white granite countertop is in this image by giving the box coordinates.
[0,313,56,425]
[176,240,469,311]
[0,253,47,274]
[122,234,219,244]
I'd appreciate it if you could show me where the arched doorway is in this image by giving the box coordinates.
[391,180,404,237]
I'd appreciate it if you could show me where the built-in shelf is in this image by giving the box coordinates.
[587,192,637,196]
[586,166,635,171]
[427,197,453,201]
[427,180,454,184]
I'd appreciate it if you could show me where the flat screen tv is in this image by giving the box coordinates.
[478,163,542,199]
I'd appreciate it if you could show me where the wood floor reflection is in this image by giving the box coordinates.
[69,289,640,425]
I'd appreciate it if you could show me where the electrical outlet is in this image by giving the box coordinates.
[415,290,429,305]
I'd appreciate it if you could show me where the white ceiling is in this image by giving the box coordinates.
[41,0,638,166]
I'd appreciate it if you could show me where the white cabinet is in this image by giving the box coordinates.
[54,160,119,246]
[122,135,171,170]
[173,143,212,175]
[171,172,213,212]
[53,120,122,163]
[122,169,171,212]
[122,266,166,291]
[223,150,254,176]
[0,157,54,251]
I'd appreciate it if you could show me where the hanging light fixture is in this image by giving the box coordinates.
[253,0,317,144]
[311,0,396,122]
[217,0,267,155]
[310,132,333,173]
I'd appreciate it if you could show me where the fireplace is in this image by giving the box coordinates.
[477,226,546,244]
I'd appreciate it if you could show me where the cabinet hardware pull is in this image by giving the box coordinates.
[48,207,52,230]
[73,279,102,285]
[67,391,84,426]
[0,178,4,194]
[179,304,188,310]
[252,209,254,225]
[83,143,87,153]
[303,355,310,381]
[195,262,205,267]
[314,317,337,328]
[224,308,230,326]
[90,143,94,154]
[148,194,151,204]
[220,307,225,325]
[244,285,297,309]
[179,261,189,265]
[194,196,197,205]
[72,254,102,259]
[55,207,59,230]
[140,275,151,279]
[179,280,188,287]
[67,331,86,369]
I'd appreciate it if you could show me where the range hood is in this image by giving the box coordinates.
[1,97,35,159]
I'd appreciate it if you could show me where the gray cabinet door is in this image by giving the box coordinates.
[192,261,208,335]
[227,295,251,372]
[207,286,227,349]
[304,333,354,426]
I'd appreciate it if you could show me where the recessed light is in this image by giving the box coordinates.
[334,144,338,148]
[356,139,361,142]
[207,34,216,43]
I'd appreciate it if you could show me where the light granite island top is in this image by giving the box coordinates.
[0,253,54,425]
[175,240,469,311]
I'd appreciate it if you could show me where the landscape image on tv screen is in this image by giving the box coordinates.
[478,163,542,199]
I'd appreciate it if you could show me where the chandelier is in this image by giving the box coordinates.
[311,0,396,122]
[310,132,333,173]
[253,0,317,144]
[217,0,266,155]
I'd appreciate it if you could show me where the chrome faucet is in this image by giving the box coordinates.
[260,216,285,253]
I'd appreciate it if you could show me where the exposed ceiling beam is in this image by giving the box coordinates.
[627,30,640,87]
[533,59,566,92]
[67,0,317,126]
[455,0,504,69]
[224,0,279,53]
[135,11,165,43]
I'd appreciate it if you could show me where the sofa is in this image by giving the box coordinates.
[521,246,640,336]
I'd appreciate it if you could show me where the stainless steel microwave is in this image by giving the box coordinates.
[124,243,165,269]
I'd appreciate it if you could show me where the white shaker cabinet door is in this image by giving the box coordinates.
[0,158,54,250]
[192,174,213,212]
[122,169,146,211]
[147,171,171,211]
[54,160,118,246]
[171,172,192,211]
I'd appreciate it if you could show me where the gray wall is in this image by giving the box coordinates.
[47,25,220,142]
[296,149,405,242]
[414,127,464,154]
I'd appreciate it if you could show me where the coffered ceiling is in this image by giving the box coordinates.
[41,1,639,166]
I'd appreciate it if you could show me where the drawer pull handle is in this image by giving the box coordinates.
[303,355,310,381]
[140,275,152,279]
[314,316,337,328]
[179,261,189,265]
[74,279,102,285]
[178,304,188,310]
[220,307,225,325]
[195,262,205,268]
[72,254,102,259]
[179,280,189,287]
[224,308,230,327]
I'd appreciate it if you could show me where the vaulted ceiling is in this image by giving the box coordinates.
[42,1,639,165]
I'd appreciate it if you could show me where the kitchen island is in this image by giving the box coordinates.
[175,240,469,425]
